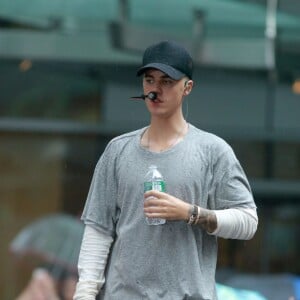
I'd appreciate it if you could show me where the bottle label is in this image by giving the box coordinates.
[144,181,166,192]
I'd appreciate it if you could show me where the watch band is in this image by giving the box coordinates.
[187,205,198,225]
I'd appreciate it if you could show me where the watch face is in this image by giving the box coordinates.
[192,205,198,217]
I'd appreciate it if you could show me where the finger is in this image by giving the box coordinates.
[145,213,164,219]
[144,190,167,199]
[145,210,166,219]
[144,204,167,212]
[144,198,167,207]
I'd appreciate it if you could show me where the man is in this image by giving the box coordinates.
[73,40,258,300]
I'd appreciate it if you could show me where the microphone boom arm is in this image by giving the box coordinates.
[130,92,157,101]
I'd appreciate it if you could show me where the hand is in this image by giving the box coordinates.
[144,190,190,221]
[16,269,60,300]
[60,275,77,300]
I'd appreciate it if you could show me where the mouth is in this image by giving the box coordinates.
[150,98,162,103]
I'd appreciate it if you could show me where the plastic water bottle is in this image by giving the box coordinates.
[144,165,166,225]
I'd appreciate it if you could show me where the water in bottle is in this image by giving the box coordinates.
[144,165,166,225]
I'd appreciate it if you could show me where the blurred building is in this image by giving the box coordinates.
[0,0,299,299]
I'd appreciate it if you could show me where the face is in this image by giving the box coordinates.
[143,69,193,118]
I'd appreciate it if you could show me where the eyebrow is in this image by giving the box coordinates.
[144,73,172,80]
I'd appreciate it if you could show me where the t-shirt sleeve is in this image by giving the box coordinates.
[210,143,256,211]
[81,142,119,236]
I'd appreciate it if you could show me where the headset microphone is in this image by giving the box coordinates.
[130,92,157,101]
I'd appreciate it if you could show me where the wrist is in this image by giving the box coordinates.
[186,205,217,232]
[186,204,200,225]
[206,211,217,233]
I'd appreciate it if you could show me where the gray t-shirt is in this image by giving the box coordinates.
[81,124,256,300]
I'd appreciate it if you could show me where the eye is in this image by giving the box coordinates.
[144,77,154,84]
[162,79,174,86]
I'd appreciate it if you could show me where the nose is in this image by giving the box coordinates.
[152,81,162,92]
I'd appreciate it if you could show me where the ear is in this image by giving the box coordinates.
[183,80,193,96]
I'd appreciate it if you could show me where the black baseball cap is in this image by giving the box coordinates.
[136,41,193,80]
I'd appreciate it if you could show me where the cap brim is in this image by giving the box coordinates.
[136,63,185,80]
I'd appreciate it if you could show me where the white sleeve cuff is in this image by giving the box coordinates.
[73,281,100,300]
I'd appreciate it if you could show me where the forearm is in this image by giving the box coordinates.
[73,224,113,300]
[187,205,258,240]
[187,205,218,233]
[144,191,257,239]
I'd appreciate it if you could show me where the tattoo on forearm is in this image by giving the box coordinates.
[186,205,217,232]
[196,208,217,233]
